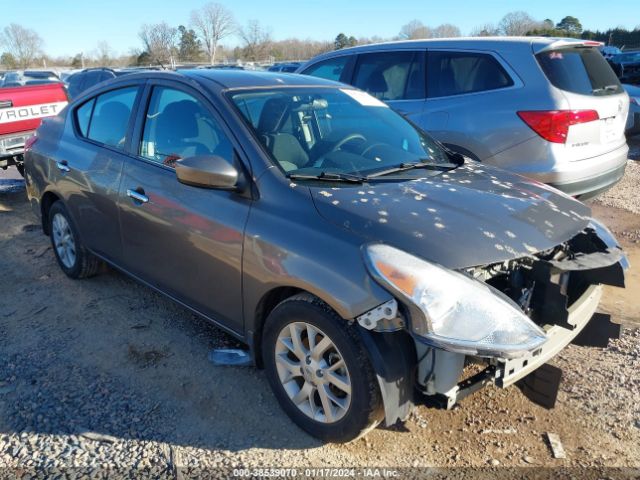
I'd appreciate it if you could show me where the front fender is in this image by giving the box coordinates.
[357,328,417,426]
[242,175,392,334]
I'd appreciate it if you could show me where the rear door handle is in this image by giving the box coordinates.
[126,188,149,204]
[56,160,70,172]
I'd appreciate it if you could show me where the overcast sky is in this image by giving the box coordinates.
[4,0,639,57]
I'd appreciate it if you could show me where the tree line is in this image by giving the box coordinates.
[2,6,640,70]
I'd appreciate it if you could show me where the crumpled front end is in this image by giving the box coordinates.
[412,218,628,410]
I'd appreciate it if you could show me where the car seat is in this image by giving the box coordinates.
[257,97,309,171]
[154,100,210,160]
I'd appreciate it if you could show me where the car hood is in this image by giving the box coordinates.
[309,162,591,269]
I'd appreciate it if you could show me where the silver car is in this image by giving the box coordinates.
[298,37,630,199]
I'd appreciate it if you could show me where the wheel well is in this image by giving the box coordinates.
[252,286,304,368]
[41,192,61,235]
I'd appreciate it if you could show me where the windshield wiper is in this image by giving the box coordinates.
[365,161,458,179]
[592,84,619,94]
[288,171,366,183]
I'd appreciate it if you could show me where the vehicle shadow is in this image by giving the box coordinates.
[0,188,322,454]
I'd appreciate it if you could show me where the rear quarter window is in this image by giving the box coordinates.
[427,51,513,98]
[536,47,622,96]
[75,98,95,137]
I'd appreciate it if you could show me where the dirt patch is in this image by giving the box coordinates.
[590,202,640,327]
[127,344,172,368]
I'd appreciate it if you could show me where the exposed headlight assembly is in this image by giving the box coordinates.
[588,218,630,271]
[364,244,547,359]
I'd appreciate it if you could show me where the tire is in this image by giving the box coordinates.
[16,163,24,177]
[48,201,102,279]
[262,293,383,443]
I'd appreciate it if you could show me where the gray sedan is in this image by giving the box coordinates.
[25,70,627,442]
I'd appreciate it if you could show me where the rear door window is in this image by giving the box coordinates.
[427,51,513,98]
[302,56,351,82]
[83,87,138,148]
[536,47,622,96]
[353,51,425,100]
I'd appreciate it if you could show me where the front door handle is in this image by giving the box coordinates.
[56,160,70,172]
[126,188,149,204]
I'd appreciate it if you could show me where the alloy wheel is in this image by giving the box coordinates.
[52,213,77,269]
[275,322,352,423]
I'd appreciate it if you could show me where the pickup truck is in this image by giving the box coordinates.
[0,82,68,176]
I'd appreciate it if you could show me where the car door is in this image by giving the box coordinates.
[57,84,142,264]
[348,50,426,122]
[423,50,518,160]
[117,81,251,333]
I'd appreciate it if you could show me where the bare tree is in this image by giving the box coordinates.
[269,38,332,61]
[432,24,461,38]
[499,11,541,36]
[190,2,235,65]
[94,41,113,66]
[139,22,178,67]
[239,20,272,62]
[356,35,387,46]
[399,20,432,40]
[1,23,43,68]
[470,23,501,37]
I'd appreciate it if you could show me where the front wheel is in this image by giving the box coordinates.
[263,294,383,442]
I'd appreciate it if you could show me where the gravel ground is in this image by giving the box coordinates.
[596,146,640,214]
[1,144,640,478]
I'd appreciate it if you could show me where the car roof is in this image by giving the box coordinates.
[303,36,603,63]
[72,69,349,103]
[177,69,345,89]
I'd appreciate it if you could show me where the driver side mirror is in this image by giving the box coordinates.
[175,155,239,190]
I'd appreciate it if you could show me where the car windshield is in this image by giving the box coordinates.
[614,53,640,62]
[230,87,451,178]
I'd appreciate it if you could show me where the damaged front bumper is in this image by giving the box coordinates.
[497,283,601,388]
[358,219,628,425]
[416,219,628,411]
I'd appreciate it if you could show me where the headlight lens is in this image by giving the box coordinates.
[364,244,547,358]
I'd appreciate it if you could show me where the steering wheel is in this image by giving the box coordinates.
[331,133,367,153]
[361,142,388,157]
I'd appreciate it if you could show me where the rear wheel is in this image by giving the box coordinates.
[263,294,383,443]
[48,201,102,279]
